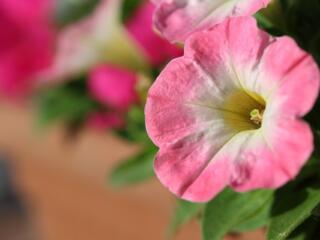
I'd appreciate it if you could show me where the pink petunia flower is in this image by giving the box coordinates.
[152,0,270,43]
[145,17,320,202]
[88,65,138,111]
[126,1,182,66]
[38,0,148,83]
[0,0,54,99]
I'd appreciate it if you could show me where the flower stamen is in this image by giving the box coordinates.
[250,109,263,125]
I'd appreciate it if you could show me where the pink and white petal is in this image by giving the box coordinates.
[154,128,265,202]
[178,130,263,201]
[185,17,271,95]
[37,0,122,82]
[145,57,238,148]
[179,117,313,199]
[258,37,320,117]
[231,119,313,192]
[37,0,148,84]
[154,126,235,202]
[153,0,270,43]
[154,116,313,202]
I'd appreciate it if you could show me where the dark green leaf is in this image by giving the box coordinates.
[202,188,273,240]
[255,0,286,36]
[267,155,320,240]
[287,216,320,240]
[121,0,142,23]
[256,0,320,65]
[268,187,320,240]
[168,200,204,238]
[109,147,157,187]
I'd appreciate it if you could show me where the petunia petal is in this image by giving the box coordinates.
[153,0,270,43]
[145,57,239,148]
[185,17,271,97]
[232,118,313,192]
[159,117,313,202]
[258,37,320,117]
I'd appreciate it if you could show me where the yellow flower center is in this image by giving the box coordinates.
[222,89,266,132]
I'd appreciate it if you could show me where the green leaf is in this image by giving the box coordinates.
[232,193,273,232]
[202,188,273,240]
[168,200,204,238]
[266,155,320,240]
[109,147,157,187]
[54,0,100,27]
[255,0,320,65]
[35,79,100,127]
[287,216,320,240]
[255,0,286,36]
[121,0,142,23]
[115,106,149,143]
[267,187,320,240]
[36,90,97,126]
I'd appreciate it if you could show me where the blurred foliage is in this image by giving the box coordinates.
[54,0,145,27]
[115,106,149,143]
[35,77,102,128]
[110,105,157,187]
[109,144,157,187]
[54,0,100,27]
[121,0,142,23]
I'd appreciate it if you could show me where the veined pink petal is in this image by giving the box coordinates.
[145,17,320,202]
[231,118,313,192]
[88,65,138,110]
[259,37,320,117]
[152,0,271,43]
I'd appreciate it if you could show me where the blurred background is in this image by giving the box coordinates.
[0,0,196,239]
[0,0,269,239]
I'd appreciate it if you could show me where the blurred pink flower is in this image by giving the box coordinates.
[126,1,182,66]
[38,0,148,83]
[0,0,54,99]
[87,112,124,130]
[152,0,270,43]
[145,17,320,202]
[88,65,138,111]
